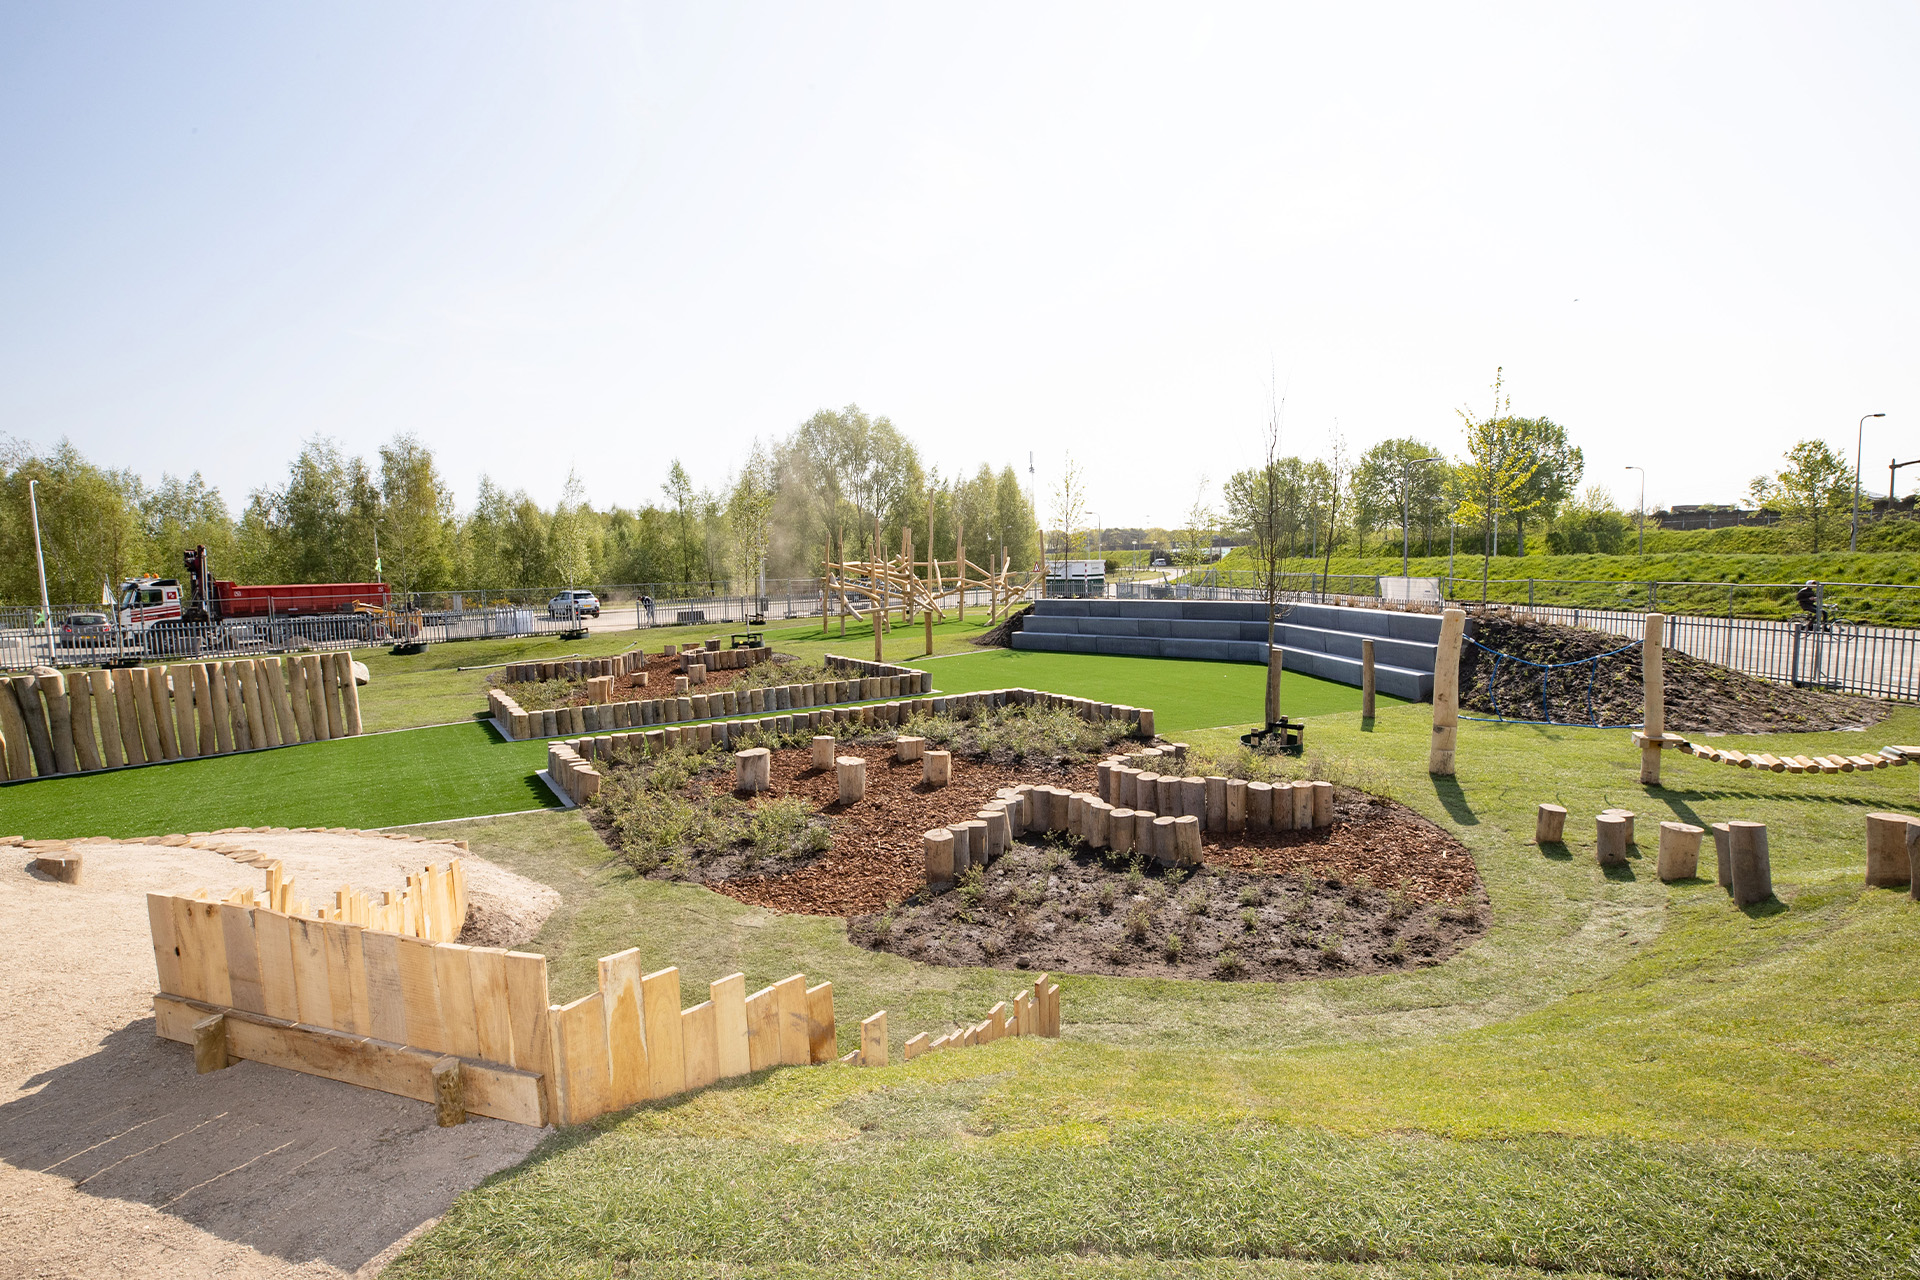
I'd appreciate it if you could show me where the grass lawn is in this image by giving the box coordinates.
[0,720,559,837]
[374,669,1920,1278]
[351,614,1005,733]
[905,647,1398,733]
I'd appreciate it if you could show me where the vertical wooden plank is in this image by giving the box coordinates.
[396,935,446,1051]
[552,992,612,1125]
[207,661,234,754]
[305,655,333,740]
[253,910,299,1020]
[772,974,809,1066]
[504,951,555,1123]
[219,904,266,1015]
[361,929,407,1043]
[744,985,779,1071]
[69,675,102,771]
[225,662,252,751]
[804,982,836,1063]
[467,947,515,1065]
[126,666,161,762]
[90,671,124,770]
[710,972,750,1079]
[288,916,333,1027]
[598,949,648,1108]
[261,657,297,745]
[342,924,370,1034]
[641,967,686,1098]
[147,664,180,760]
[861,1011,888,1067]
[433,942,480,1057]
[166,896,207,1003]
[169,663,198,758]
[146,893,183,996]
[317,920,359,1032]
[321,651,347,739]
[680,1000,718,1091]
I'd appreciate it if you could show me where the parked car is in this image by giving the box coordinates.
[548,590,601,619]
[57,611,114,648]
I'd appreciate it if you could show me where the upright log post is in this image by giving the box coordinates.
[1428,608,1465,775]
[1640,613,1665,785]
[955,519,965,623]
[1865,812,1913,887]
[1727,820,1773,906]
[1264,645,1283,726]
[1360,638,1376,719]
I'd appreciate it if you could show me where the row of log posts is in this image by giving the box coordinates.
[1,653,360,779]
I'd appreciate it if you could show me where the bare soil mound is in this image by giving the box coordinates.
[1462,615,1885,734]
[971,605,1032,647]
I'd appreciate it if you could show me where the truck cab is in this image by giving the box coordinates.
[115,578,185,629]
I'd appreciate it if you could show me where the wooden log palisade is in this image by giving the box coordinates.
[0,653,363,780]
[145,853,1059,1127]
[492,655,934,742]
[542,684,1160,805]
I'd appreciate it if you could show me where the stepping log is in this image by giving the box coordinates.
[924,829,955,885]
[1865,812,1914,887]
[1712,822,1733,889]
[896,735,924,762]
[1596,813,1630,868]
[33,852,81,884]
[735,747,771,793]
[923,750,951,788]
[1727,821,1772,906]
[1656,821,1704,881]
[1534,804,1567,844]
[811,735,836,769]
[837,756,867,804]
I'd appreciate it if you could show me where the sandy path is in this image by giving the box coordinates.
[0,832,560,1279]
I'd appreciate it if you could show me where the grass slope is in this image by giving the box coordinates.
[909,648,1396,732]
[0,720,558,837]
[383,676,1920,1278]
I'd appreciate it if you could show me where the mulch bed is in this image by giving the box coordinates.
[1463,615,1885,734]
[585,734,1489,983]
[540,649,759,708]
[850,833,1488,983]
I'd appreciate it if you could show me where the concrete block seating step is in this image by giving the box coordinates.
[1010,600,1462,701]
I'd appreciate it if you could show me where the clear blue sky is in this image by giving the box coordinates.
[2,2,1915,526]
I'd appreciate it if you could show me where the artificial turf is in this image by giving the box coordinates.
[908,647,1401,733]
[0,718,559,838]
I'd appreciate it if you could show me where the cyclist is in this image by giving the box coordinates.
[1795,580,1824,626]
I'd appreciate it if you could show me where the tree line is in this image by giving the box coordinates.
[0,405,1039,607]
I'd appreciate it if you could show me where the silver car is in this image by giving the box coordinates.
[548,590,601,619]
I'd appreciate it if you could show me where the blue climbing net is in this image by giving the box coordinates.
[1460,635,1645,728]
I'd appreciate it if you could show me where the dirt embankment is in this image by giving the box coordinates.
[1461,615,1885,733]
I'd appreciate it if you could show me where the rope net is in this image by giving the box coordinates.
[1460,635,1645,728]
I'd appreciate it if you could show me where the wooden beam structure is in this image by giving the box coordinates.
[821,549,1041,630]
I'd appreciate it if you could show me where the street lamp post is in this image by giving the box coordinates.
[28,479,55,660]
[1851,413,1888,551]
[1401,455,1444,579]
[1625,466,1646,556]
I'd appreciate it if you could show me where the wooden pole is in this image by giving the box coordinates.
[1640,612,1664,785]
[1428,608,1465,775]
[901,524,913,624]
[1264,646,1283,726]
[821,539,831,635]
[1360,638,1376,719]
[956,519,965,623]
[837,532,847,637]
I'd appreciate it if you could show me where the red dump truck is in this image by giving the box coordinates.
[112,546,390,649]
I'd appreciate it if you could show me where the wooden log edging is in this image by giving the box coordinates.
[543,687,1160,803]
[0,656,366,781]
[898,973,1062,1062]
[1652,735,1915,777]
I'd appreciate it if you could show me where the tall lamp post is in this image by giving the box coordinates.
[29,479,55,660]
[1625,465,1646,556]
[1400,455,1443,579]
[1851,413,1887,551]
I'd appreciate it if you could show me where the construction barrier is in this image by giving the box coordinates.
[0,652,363,782]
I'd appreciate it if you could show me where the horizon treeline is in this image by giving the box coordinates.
[0,406,1039,606]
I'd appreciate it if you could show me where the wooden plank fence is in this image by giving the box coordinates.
[146,858,1069,1128]
[0,651,363,781]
